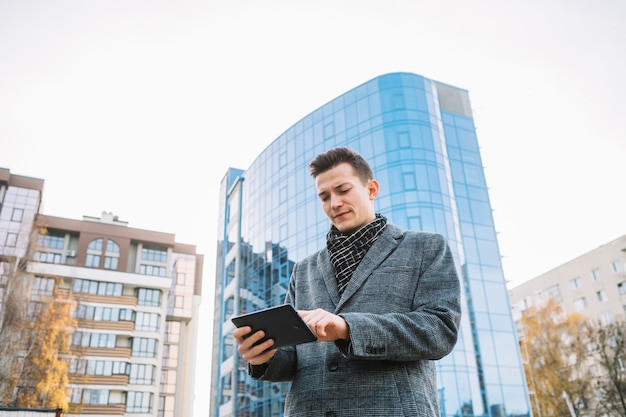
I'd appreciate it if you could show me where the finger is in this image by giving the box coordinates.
[233,326,252,343]
[240,330,268,348]
[247,347,277,365]
[239,337,276,361]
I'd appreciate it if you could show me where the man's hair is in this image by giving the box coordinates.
[308,147,373,184]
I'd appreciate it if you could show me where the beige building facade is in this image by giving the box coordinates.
[1,168,202,417]
[508,234,626,323]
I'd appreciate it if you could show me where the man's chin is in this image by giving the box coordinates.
[333,222,356,234]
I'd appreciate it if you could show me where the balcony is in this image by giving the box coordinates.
[69,403,125,415]
[69,373,130,385]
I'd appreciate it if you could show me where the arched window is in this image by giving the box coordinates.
[86,238,103,268]
[86,238,120,270]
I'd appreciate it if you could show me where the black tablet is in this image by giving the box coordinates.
[231,304,317,349]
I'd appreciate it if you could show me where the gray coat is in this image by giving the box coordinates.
[250,223,461,417]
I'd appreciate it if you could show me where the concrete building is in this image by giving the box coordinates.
[0,168,203,417]
[508,234,626,323]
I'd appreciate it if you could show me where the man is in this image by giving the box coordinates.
[234,146,461,416]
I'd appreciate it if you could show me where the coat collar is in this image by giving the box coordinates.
[318,223,404,311]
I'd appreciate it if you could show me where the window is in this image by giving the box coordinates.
[402,172,416,190]
[610,260,622,273]
[543,284,562,302]
[5,233,17,247]
[591,268,602,281]
[176,272,186,285]
[86,253,101,268]
[126,391,152,413]
[573,297,587,312]
[27,301,44,317]
[397,131,410,148]
[130,364,155,384]
[162,344,178,368]
[139,264,167,276]
[104,256,119,270]
[38,233,65,249]
[72,332,116,348]
[618,281,626,295]
[221,373,232,390]
[137,288,161,306]
[135,312,160,332]
[81,389,109,405]
[35,251,62,264]
[160,369,177,394]
[569,277,582,290]
[159,395,175,417]
[75,305,133,322]
[88,238,103,251]
[131,337,157,357]
[73,279,122,296]
[225,297,234,317]
[11,208,23,222]
[32,277,54,296]
[597,290,608,302]
[106,240,120,253]
[104,240,120,270]
[600,311,613,325]
[141,246,167,262]
[86,239,104,268]
[71,359,129,376]
[165,321,180,343]
[222,343,233,361]
[225,262,235,286]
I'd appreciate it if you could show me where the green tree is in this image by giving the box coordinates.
[519,298,595,417]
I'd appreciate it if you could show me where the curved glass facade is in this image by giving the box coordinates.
[211,72,531,417]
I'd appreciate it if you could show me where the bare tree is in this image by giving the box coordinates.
[585,319,626,417]
[0,256,32,403]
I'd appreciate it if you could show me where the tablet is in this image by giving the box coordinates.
[231,304,317,349]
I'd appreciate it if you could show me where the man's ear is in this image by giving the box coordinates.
[368,179,379,200]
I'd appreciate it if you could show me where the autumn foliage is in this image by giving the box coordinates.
[519,298,626,417]
[0,259,74,410]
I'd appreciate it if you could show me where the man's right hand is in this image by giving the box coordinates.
[233,326,277,365]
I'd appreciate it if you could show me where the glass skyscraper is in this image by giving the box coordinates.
[211,72,531,417]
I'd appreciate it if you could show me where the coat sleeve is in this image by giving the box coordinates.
[338,232,461,361]
[247,268,300,381]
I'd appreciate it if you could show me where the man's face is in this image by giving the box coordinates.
[315,162,379,234]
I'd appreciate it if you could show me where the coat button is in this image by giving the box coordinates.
[328,361,338,371]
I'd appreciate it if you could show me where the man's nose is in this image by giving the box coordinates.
[330,194,343,208]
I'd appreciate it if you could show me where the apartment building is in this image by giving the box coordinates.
[0,168,203,417]
[508,234,626,323]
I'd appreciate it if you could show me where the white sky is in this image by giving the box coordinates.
[2,1,625,415]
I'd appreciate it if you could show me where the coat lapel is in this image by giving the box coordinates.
[317,249,341,306]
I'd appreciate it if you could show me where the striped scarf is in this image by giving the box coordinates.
[326,214,387,295]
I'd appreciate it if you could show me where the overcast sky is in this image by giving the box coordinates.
[2,1,625,415]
